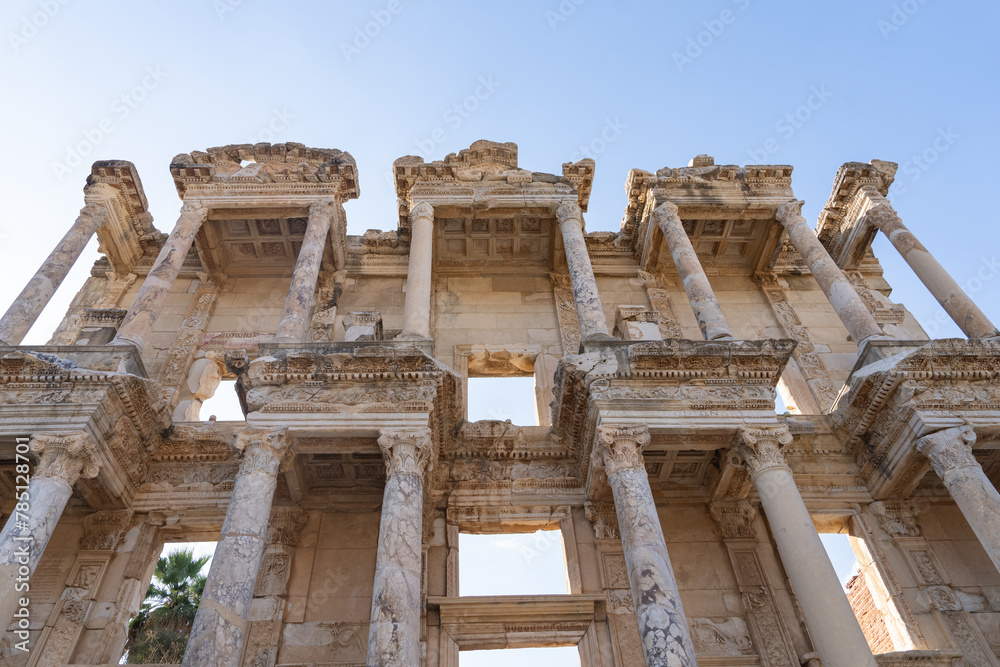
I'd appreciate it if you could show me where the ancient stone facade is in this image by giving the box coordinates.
[0,141,998,666]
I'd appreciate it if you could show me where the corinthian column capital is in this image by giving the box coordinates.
[651,201,680,225]
[863,202,901,231]
[378,427,433,476]
[31,432,101,486]
[730,426,793,478]
[916,425,979,478]
[409,201,434,222]
[179,201,210,222]
[235,427,290,476]
[775,199,805,223]
[554,201,583,225]
[309,197,338,220]
[593,424,650,477]
[77,201,110,234]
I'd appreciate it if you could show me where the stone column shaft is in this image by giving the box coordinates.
[0,203,107,345]
[367,428,432,667]
[595,425,698,666]
[868,204,999,339]
[777,201,883,345]
[918,426,1000,574]
[275,199,336,343]
[0,433,100,632]
[400,202,434,339]
[183,429,288,667]
[732,427,877,667]
[114,202,209,350]
[653,203,733,341]
[556,202,609,340]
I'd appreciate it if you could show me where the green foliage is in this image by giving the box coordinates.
[123,548,210,664]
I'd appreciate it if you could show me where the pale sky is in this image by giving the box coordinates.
[5,2,997,664]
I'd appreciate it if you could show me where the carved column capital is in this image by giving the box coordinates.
[593,424,650,477]
[265,507,309,546]
[554,201,583,225]
[650,201,681,225]
[309,197,338,221]
[916,425,979,478]
[775,199,805,223]
[867,500,921,538]
[709,500,757,539]
[235,427,291,477]
[729,426,793,479]
[80,509,134,550]
[409,201,434,222]
[178,201,210,223]
[584,502,620,539]
[78,201,110,234]
[863,203,901,231]
[377,427,433,476]
[31,432,101,486]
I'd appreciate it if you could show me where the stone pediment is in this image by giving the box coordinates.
[86,160,163,274]
[391,139,594,233]
[169,142,360,201]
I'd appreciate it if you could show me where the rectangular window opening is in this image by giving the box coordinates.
[466,376,538,425]
[458,530,570,597]
[198,379,245,422]
[461,646,581,666]
[121,541,216,664]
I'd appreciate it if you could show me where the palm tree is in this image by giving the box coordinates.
[123,548,210,664]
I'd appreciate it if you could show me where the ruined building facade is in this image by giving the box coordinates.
[0,140,999,666]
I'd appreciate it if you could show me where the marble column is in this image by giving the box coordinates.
[0,432,100,632]
[730,426,877,667]
[776,201,884,346]
[367,428,433,667]
[183,428,289,667]
[0,203,108,345]
[652,203,734,341]
[917,425,1000,574]
[113,202,209,350]
[400,201,434,339]
[275,199,336,343]
[556,202,610,339]
[867,204,999,339]
[593,424,698,666]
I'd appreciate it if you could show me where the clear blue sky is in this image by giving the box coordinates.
[4,2,998,664]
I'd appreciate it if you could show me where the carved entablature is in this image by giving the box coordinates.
[391,139,594,237]
[0,349,168,507]
[86,160,162,274]
[551,339,796,485]
[815,160,897,269]
[622,156,794,274]
[833,338,1000,498]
